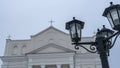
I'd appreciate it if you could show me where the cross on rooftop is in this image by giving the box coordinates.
[49,19,55,26]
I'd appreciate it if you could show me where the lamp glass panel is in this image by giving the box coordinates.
[110,9,119,26]
[76,23,81,38]
[102,32,108,38]
[103,31,113,38]
[108,32,113,37]
[70,23,76,39]
[107,13,114,28]
[108,32,113,42]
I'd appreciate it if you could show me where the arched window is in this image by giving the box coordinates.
[13,45,18,55]
[21,45,26,54]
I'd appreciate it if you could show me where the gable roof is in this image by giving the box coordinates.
[31,26,69,38]
[27,43,74,54]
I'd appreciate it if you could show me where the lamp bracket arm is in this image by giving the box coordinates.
[109,33,120,49]
[72,41,96,45]
[73,42,97,53]
[104,31,120,41]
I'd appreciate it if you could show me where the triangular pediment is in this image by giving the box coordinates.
[28,43,74,54]
[31,26,68,38]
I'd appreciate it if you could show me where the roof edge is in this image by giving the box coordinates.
[31,26,69,38]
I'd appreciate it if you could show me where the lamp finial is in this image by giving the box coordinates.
[73,17,75,20]
[103,25,105,28]
[110,2,113,6]
[97,29,100,32]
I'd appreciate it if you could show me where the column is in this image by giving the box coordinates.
[57,64,61,68]
[41,65,45,68]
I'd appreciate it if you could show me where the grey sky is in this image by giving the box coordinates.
[0,0,120,68]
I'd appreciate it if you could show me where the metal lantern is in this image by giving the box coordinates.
[96,25,114,48]
[103,2,120,31]
[66,17,84,43]
[97,25,114,38]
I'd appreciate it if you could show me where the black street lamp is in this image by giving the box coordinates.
[66,17,84,43]
[97,25,114,54]
[103,2,120,31]
[65,2,120,68]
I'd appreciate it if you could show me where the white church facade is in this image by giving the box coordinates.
[1,26,102,68]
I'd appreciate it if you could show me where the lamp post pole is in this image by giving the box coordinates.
[96,36,109,68]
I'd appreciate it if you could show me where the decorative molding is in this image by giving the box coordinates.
[0,56,27,62]
[27,43,75,54]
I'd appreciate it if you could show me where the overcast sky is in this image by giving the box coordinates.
[0,0,120,68]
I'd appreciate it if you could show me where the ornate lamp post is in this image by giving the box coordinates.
[65,2,120,68]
